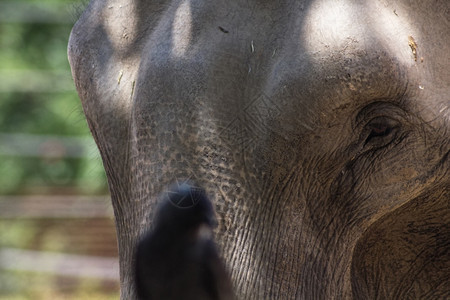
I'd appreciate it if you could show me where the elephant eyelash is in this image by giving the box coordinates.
[365,124,393,144]
[363,117,399,148]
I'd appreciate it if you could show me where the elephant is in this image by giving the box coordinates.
[68,0,449,299]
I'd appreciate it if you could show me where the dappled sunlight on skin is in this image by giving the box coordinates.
[68,0,140,127]
[103,1,139,56]
[68,0,449,298]
[302,0,418,68]
[302,0,367,52]
[366,1,419,66]
[172,0,193,58]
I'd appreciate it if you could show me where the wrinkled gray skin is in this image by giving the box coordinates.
[68,0,449,299]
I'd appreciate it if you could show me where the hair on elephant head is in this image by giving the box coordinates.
[134,183,235,300]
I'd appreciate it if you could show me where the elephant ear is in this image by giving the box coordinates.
[135,183,235,300]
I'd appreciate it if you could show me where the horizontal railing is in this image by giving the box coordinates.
[0,195,112,218]
[0,248,119,280]
[0,2,80,24]
[0,133,98,158]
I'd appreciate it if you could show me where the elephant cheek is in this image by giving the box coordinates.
[351,191,449,299]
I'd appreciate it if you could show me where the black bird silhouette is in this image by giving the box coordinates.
[135,183,234,300]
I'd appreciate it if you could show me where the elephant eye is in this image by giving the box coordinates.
[363,117,399,147]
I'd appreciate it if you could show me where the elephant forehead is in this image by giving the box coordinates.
[132,1,418,126]
[69,0,449,159]
[165,0,418,62]
[301,0,417,67]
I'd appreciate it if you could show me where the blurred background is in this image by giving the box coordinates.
[0,0,119,299]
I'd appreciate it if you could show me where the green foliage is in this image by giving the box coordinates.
[0,1,118,298]
[0,2,117,298]
[0,0,107,195]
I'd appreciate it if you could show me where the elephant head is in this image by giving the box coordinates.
[69,0,449,298]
